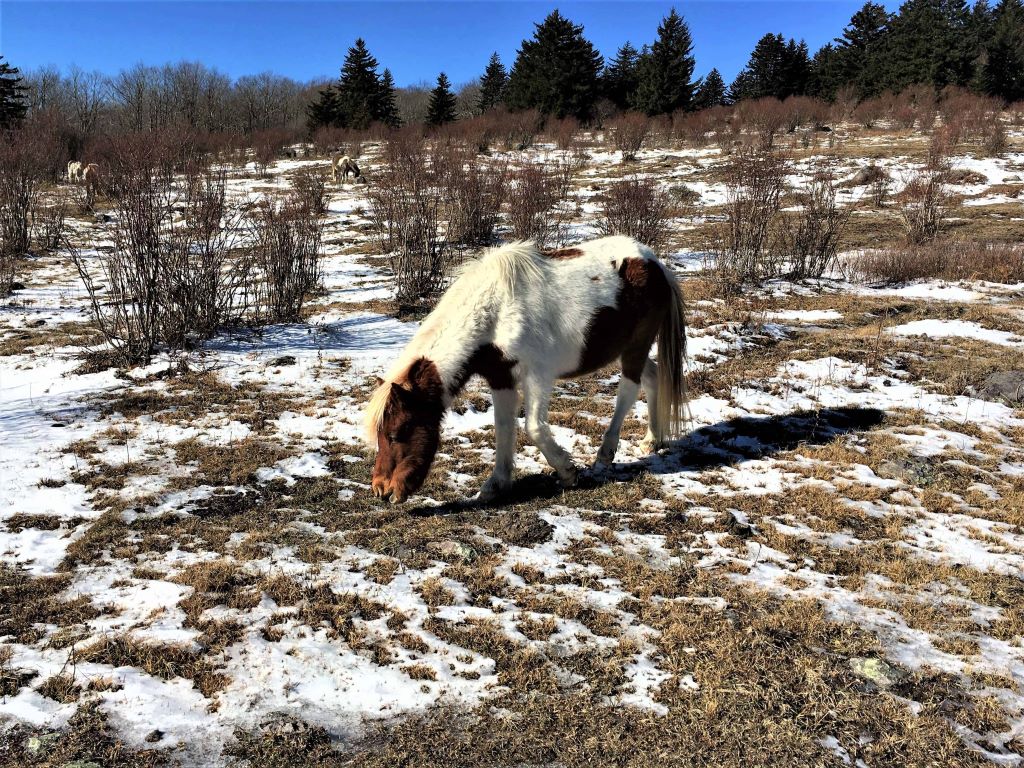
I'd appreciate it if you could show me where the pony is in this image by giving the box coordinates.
[363,235,688,504]
[83,163,100,192]
[67,161,85,183]
[331,153,361,183]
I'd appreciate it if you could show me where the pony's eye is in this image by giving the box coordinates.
[388,432,399,442]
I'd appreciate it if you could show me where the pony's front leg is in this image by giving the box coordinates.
[523,374,579,488]
[478,388,518,502]
[594,376,641,468]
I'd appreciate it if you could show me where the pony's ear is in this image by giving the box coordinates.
[406,358,441,395]
[375,376,385,386]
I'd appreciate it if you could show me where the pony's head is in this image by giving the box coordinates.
[364,357,444,504]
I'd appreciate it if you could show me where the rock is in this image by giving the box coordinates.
[428,540,477,562]
[25,733,60,755]
[849,657,907,688]
[876,455,936,487]
[974,370,1024,405]
[268,355,296,367]
[1002,175,1021,183]
[61,762,103,768]
[850,165,888,186]
[940,168,987,185]
[26,318,46,328]
[145,729,164,743]
[8,281,26,291]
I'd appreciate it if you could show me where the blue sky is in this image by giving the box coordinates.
[1,1,900,87]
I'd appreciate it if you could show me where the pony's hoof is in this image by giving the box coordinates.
[639,439,664,455]
[593,446,616,468]
[477,478,510,504]
[557,465,580,488]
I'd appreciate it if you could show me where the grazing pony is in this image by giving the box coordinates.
[364,235,688,504]
[331,153,361,183]
[67,161,85,183]
[83,163,100,192]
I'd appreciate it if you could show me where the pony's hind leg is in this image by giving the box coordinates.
[640,359,662,454]
[523,373,579,487]
[479,388,518,502]
[594,376,641,468]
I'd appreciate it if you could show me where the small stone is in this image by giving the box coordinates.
[428,540,477,562]
[849,657,907,688]
[145,729,164,743]
[268,355,297,367]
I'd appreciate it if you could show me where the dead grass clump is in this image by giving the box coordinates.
[0,566,100,643]
[77,635,227,696]
[37,672,82,703]
[172,437,290,485]
[296,583,387,642]
[0,703,166,768]
[853,239,1024,284]
[226,718,342,768]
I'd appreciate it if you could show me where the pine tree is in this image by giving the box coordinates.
[881,0,973,93]
[693,68,728,109]
[426,72,458,125]
[984,0,1024,101]
[478,52,508,112]
[505,10,604,120]
[334,38,386,129]
[378,68,401,127]
[633,9,697,115]
[603,42,641,110]
[729,33,810,101]
[307,85,339,131]
[832,2,892,96]
[0,56,28,130]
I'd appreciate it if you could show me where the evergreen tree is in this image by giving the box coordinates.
[426,72,458,125]
[378,68,401,127]
[808,44,845,99]
[984,0,1024,101]
[505,10,604,120]
[693,68,728,109]
[967,0,997,87]
[832,2,892,96]
[478,52,508,112]
[881,0,974,93]
[729,34,810,101]
[633,9,697,115]
[335,38,386,129]
[307,85,339,131]
[0,56,28,130]
[603,42,641,110]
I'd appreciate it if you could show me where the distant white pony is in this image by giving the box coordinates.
[67,161,85,183]
[331,153,361,183]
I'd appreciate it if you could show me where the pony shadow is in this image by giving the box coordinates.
[407,406,885,516]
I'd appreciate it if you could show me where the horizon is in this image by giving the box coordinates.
[1,0,906,89]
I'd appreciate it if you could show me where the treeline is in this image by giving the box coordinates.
[2,0,1023,140]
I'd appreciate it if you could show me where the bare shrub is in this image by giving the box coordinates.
[709,147,787,289]
[736,98,788,149]
[545,117,580,151]
[368,135,453,302]
[70,138,265,365]
[434,145,509,247]
[0,129,49,294]
[852,96,887,129]
[495,107,542,151]
[611,113,649,161]
[983,119,1008,157]
[252,128,289,177]
[853,240,1024,284]
[506,155,581,248]
[32,195,68,253]
[898,166,948,245]
[783,168,852,279]
[674,110,716,147]
[250,191,324,323]
[597,176,671,249]
[290,168,328,216]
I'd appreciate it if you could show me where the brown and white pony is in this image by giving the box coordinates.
[331,153,361,183]
[364,236,688,504]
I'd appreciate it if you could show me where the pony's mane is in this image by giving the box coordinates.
[362,241,546,446]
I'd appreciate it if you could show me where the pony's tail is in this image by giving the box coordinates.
[655,263,689,442]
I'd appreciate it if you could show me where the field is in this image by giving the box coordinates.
[3,120,1024,767]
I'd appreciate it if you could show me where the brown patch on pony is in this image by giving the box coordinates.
[565,257,670,383]
[371,358,445,503]
[449,343,518,396]
[544,247,584,260]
